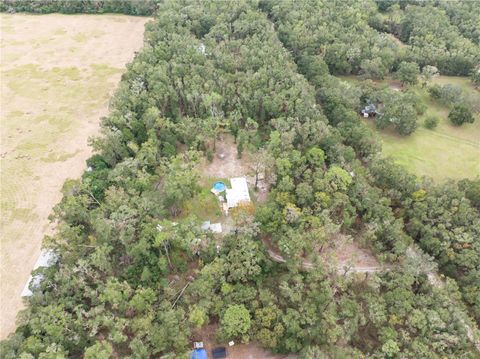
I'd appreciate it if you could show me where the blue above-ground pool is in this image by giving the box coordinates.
[213,181,226,192]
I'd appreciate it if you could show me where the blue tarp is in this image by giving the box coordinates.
[191,349,208,359]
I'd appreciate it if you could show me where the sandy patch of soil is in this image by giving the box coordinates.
[228,344,297,359]
[388,80,402,91]
[192,324,296,359]
[263,235,380,273]
[320,237,380,269]
[0,14,149,339]
[199,134,250,179]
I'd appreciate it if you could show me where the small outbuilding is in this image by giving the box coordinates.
[361,103,378,118]
[201,221,222,233]
[197,42,206,55]
[21,250,57,297]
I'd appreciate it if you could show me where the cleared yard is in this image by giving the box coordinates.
[378,76,480,181]
[0,14,148,339]
[373,120,480,181]
[192,324,297,359]
[340,75,480,181]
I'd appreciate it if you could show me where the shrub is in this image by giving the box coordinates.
[470,65,480,87]
[424,116,439,129]
[220,305,251,341]
[448,105,475,126]
[206,149,214,162]
[429,84,462,106]
[428,84,442,100]
[438,84,462,106]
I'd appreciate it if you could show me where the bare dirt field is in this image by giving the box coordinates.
[320,236,380,270]
[199,134,251,179]
[0,13,149,339]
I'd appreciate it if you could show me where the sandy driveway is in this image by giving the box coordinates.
[0,14,149,339]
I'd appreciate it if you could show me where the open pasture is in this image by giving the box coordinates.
[340,75,480,181]
[0,13,148,339]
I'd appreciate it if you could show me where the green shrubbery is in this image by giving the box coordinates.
[449,104,475,126]
[424,115,439,129]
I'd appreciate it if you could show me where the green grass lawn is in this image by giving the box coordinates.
[179,177,230,222]
[181,188,223,222]
[339,75,480,181]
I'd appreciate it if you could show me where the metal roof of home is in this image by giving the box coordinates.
[226,177,251,208]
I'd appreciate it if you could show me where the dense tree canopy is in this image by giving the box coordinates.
[378,2,480,76]
[263,0,403,77]
[1,1,479,358]
[396,61,419,86]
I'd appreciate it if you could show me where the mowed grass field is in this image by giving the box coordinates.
[340,75,480,181]
[0,14,148,339]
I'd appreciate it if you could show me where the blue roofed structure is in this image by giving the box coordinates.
[191,349,208,359]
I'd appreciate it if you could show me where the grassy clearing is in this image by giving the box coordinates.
[0,12,146,230]
[180,177,231,222]
[339,75,480,181]
[181,188,224,222]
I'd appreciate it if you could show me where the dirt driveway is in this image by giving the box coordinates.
[0,14,148,339]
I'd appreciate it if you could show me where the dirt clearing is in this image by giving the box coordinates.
[0,13,149,339]
[198,134,269,203]
[199,134,251,179]
[192,324,297,359]
[320,237,380,270]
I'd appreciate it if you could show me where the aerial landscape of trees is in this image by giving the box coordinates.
[374,0,480,77]
[1,0,479,358]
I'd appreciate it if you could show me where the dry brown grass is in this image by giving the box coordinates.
[0,13,149,339]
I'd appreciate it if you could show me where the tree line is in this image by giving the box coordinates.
[0,0,157,16]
